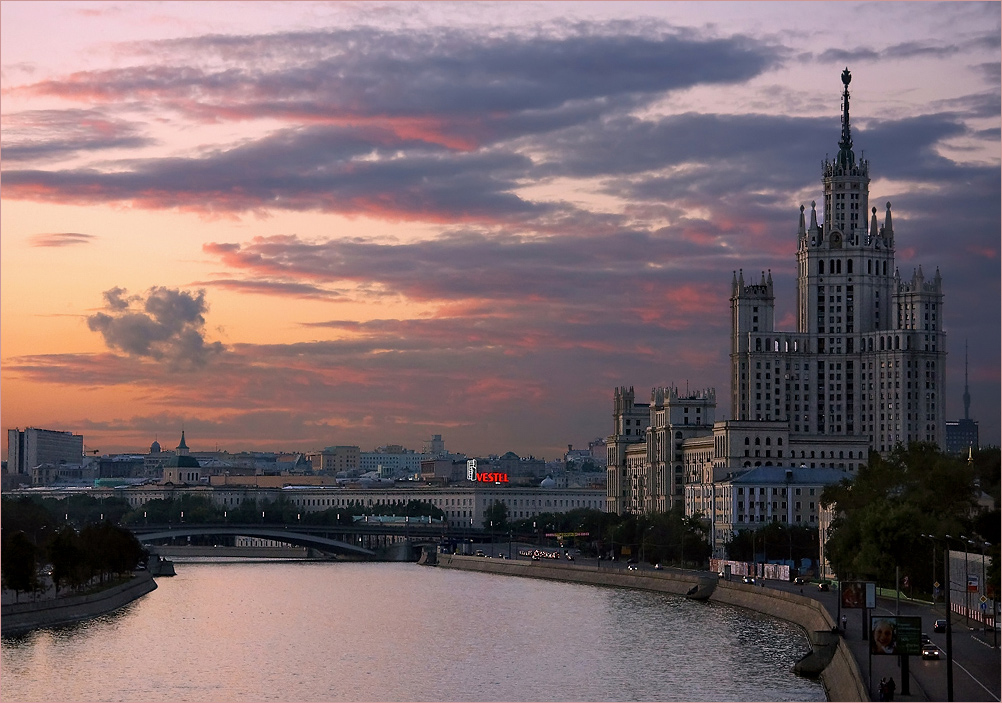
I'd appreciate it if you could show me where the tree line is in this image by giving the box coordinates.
[1,497,147,601]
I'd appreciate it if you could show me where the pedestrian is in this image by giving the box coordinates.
[887,677,895,701]
[841,615,847,631]
[878,677,887,701]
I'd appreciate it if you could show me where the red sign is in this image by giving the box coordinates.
[476,472,509,483]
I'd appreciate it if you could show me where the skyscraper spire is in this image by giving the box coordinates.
[837,67,855,170]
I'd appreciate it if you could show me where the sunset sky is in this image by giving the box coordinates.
[2,1,999,460]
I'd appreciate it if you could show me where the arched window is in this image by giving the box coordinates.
[836,259,842,274]
[847,259,853,274]
[819,260,825,275]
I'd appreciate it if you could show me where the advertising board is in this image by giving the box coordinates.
[870,615,922,656]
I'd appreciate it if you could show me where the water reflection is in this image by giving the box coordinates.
[2,562,825,702]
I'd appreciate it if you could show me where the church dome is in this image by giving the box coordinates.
[540,476,556,488]
[150,439,162,454]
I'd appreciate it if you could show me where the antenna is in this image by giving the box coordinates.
[963,339,971,420]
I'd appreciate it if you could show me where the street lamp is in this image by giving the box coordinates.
[921,534,939,603]
[930,534,957,702]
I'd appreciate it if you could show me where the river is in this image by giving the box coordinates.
[1,561,825,702]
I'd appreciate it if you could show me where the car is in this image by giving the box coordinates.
[933,619,947,633]
[653,563,663,570]
[627,564,639,571]
[817,582,831,591]
[921,633,931,645]
[743,576,756,584]
[566,554,574,561]
[793,576,806,584]
[474,550,486,557]
[922,644,942,660]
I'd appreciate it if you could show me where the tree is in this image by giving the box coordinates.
[822,443,980,591]
[48,525,87,592]
[1,531,40,600]
[484,500,509,530]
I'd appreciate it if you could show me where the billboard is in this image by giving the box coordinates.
[870,615,922,656]
[841,581,866,609]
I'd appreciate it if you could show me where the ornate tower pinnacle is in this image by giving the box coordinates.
[837,67,855,170]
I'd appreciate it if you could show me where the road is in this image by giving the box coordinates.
[768,578,1000,702]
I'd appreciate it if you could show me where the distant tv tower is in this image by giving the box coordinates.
[963,339,971,421]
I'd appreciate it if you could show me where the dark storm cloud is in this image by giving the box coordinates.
[86,286,225,368]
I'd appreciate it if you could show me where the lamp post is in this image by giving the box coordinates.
[921,534,939,604]
[940,534,963,702]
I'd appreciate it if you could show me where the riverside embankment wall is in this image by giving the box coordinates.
[1,571,157,637]
[435,555,867,702]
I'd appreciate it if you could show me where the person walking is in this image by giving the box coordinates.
[841,615,847,631]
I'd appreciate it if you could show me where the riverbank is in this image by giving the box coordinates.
[433,554,867,702]
[1,571,157,637]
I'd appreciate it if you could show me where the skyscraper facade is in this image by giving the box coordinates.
[608,70,947,517]
[730,68,946,453]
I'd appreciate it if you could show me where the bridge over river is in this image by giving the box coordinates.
[128,522,483,559]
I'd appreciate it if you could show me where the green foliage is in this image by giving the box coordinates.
[1,496,56,537]
[822,443,989,591]
[48,525,87,592]
[726,523,819,564]
[484,500,509,530]
[1,531,40,598]
[121,494,222,524]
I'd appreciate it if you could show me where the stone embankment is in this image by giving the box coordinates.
[1,571,157,637]
[432,554,867,702]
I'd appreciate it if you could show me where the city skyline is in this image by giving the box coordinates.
[2,1,999,459]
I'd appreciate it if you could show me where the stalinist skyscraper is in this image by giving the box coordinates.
[730,68,946,453]
[609,69,948,516]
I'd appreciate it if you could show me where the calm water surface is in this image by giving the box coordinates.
[1,561,825,702]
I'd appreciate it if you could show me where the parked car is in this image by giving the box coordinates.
[933,619,947,633]
[922,644,942,660]
[742,576,756,584]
